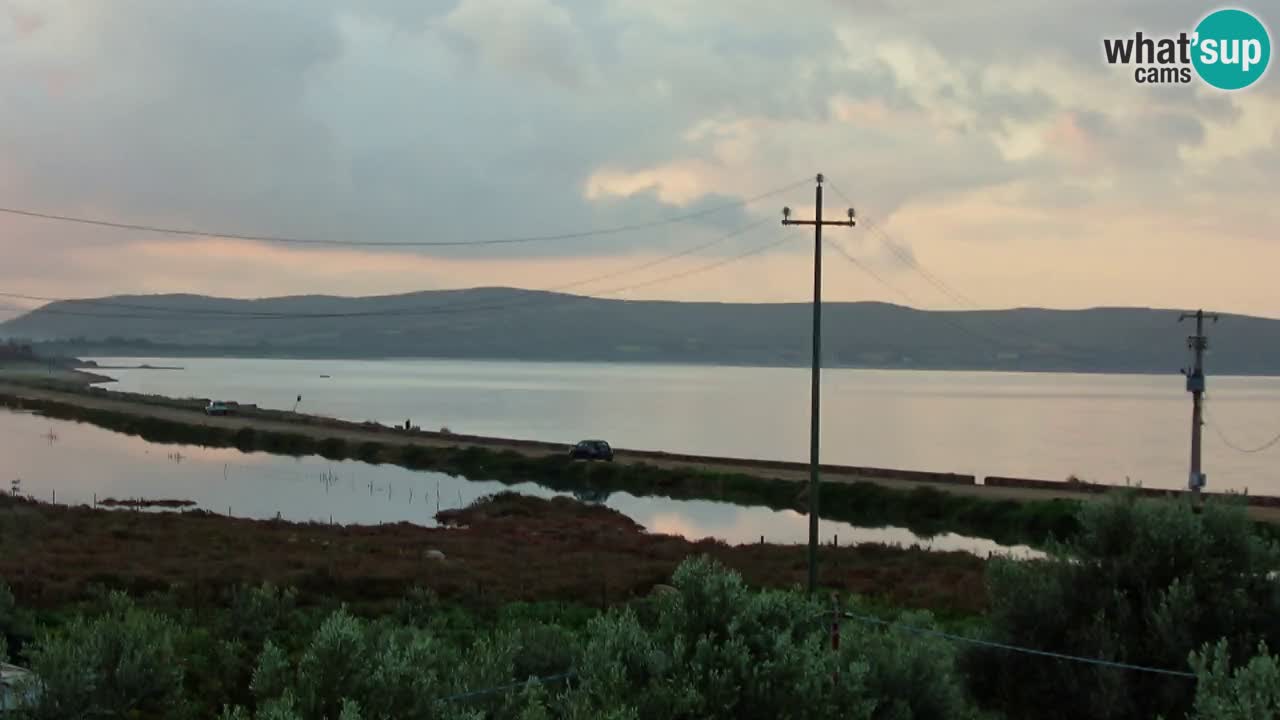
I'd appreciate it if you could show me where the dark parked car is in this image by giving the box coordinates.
[569,439,614,461]
[205,401,232,416]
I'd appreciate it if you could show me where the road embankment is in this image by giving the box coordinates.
[1,378,1276,541]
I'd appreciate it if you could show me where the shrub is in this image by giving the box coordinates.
[318,437,349,460]
[849,608,977,720]
[400,444,436,469]
[356,441,384,463]
[1186,639,1280,719]
[568,556,977,720]
[23,591,186,719]
[967,492,1280,720]
[234,607,521,720]
[509,622,580,680]
[234,427,258,452]
[0,578,18,652]
[228,582,298,649]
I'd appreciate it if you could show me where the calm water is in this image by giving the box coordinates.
[90,357,1280,493]
[0,410,1030,557]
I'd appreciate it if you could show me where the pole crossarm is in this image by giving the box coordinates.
[782,219,856,227]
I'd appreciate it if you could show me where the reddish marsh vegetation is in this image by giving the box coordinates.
[0,492,986,614]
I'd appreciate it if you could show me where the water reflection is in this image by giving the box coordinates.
[0,410,1035,558]
[603,494,1038,558]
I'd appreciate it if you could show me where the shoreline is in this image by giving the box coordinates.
[0,363,116,385]
[47,351,1280,378]
[11,373,1277,505]
[1,376,1277,542]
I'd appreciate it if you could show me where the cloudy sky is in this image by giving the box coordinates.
[1,0,1277,316]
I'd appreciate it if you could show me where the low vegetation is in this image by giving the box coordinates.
[3,492,1280,719]
[96,497,197,508]
[0,492,987,616]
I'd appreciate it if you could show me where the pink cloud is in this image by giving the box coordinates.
[829,97,893,126]
[1043,111,1099,165]
[8,7,44,39]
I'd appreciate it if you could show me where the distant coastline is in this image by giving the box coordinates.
[59,349,1276,378]
[5,288,1280,376]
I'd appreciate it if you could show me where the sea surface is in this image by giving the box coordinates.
[88,357,1280,494]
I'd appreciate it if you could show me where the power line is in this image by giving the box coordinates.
[826,182,979,308]
[598,231,792,296]
[0,219,773,320]
[1204,402,1280,455]
[838,611,1197,679]
[823,237,1024,349]
[428,611,1199,708]
[432,610,1199,708]
[825,182,1097,355]
[436,672,576,704]
[866,218,979,308]
[0,229,795,324]
[823,238,922,308]
[0,178,808,248]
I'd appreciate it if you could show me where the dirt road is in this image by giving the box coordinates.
[3,379,1275,521]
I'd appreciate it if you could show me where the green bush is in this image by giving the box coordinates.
[228,582,298,649]
[0,577,15,641]
[509,622,580,680]
[23,591,186,719]
[1185,639,1280,719]
[966,492,1280,720]
[852,609,977,720]
[356,441,384,463]
[400,444,437,469]
[234,607,527,720]
[234,427,258,452]
[193,557,982,719]
[567,556,978,720]
[318,437,348,460]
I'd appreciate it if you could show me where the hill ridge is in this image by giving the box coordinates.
[3,288,1277,374]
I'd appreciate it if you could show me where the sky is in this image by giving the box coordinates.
[1,0,1278,317]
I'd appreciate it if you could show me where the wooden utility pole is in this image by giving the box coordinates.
[782,174,855,593]
[1180,309,1218,505]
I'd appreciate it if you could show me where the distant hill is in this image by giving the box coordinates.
[1,288,1277,374]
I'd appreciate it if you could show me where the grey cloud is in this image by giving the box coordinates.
[442,0,596,90]
[0,0,1272,280]
[2,0,893,260]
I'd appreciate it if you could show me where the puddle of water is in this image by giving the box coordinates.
[0,410,1038,558]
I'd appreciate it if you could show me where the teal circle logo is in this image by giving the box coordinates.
[1192,9,1271,90]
